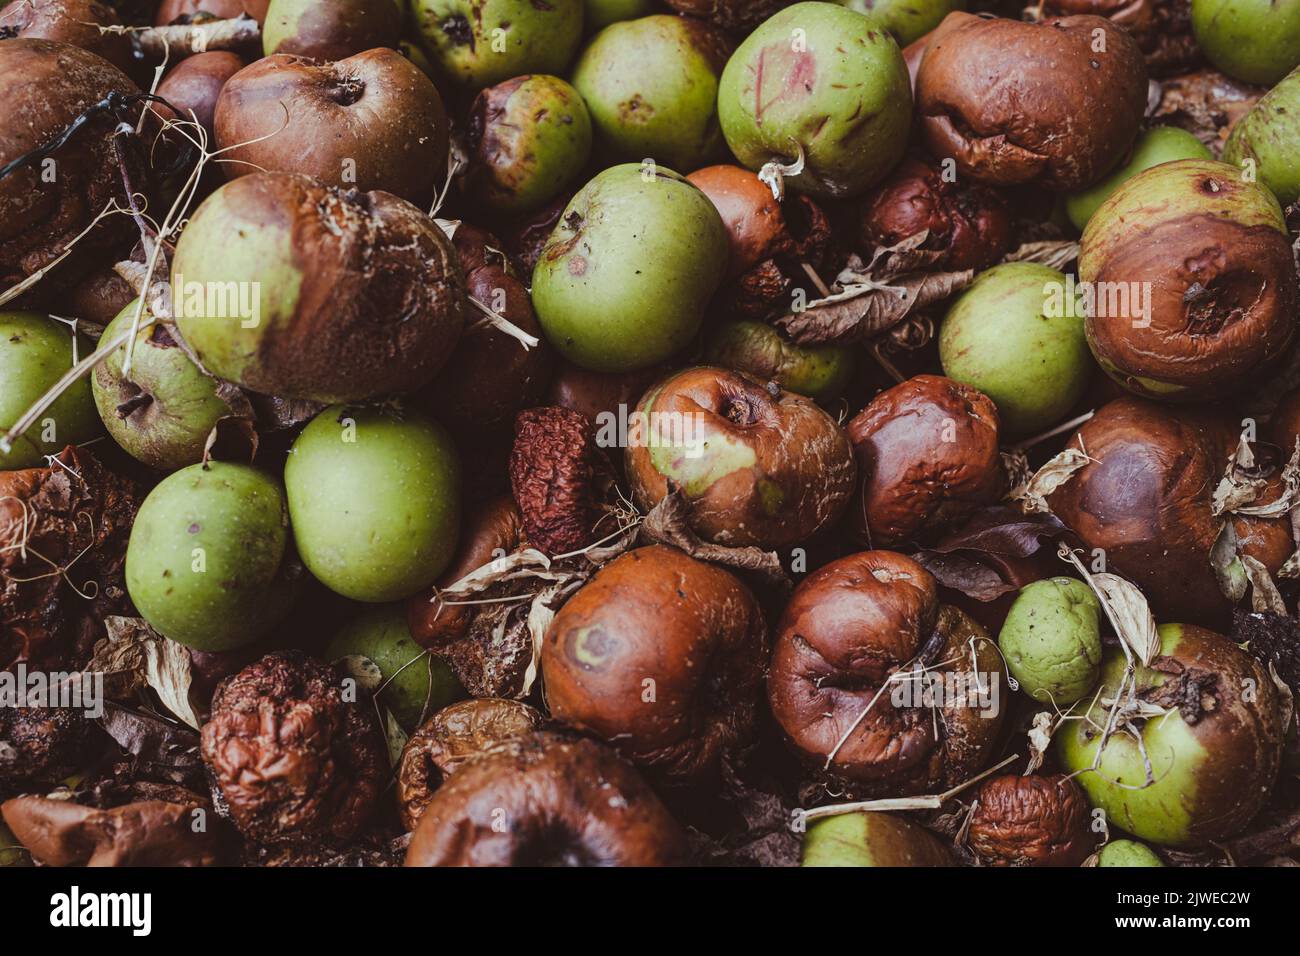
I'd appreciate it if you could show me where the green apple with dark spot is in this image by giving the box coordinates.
[410,0,584,90]
[1055,623,1283,847]
[0,312,99,470]
[717,2,912,198]
[802,811,952,866]
[939,262,1092,435]
[571,15,731,171]
[91,300,229,471]
[1096,840,1164,867]
[286,404,460,602]
[705,320,855,403]
[125,462,299,651]
[325,604,462,728]
[624,366,857,549]
[1223,67,1300,206]
[837,0,964,46]
[532,163,728,372]
[1191,0,1300,85]
[1065,126,1212,231]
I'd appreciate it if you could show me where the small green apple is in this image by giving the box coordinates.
[91,300,229,471]
[410,0,584,89]
[1065,126,1212,232]
[325,604,462,728]
[1223,66,1300,206]
[0,312,99,470]
[286,404,460,602]
[125,462,299,650]
[532,163,728,372]
[1191,0,1300,85]
[1096,839,1164,867]
[802,811,953,866]
[705,321,855,402]
[837,0,964,46]
[998,577,1102,706]
[939,262,1093,434]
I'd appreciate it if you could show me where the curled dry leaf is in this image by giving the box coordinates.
[1014,446,1091,514]
[1211,521,1249,603]
[88,616,202,730]
[382,709,408,771]
[911,551,1020,602]
[1025,711,1055,774]
[1236,440,1300,518]
[1212,433,1266,515]
[638,490,790,589]
[1090,572,1162,667]
[1241,555,1289,615]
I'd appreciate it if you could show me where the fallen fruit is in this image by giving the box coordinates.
[801,811,953,866]
[1223,66,1300,206]
[1191,0,1300,85]
[997,577,1102,706]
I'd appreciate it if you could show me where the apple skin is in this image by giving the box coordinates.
[1055,623,1283,847]
[91,300,229,472]
[802,811,953,866]
[325,604,462,729]
[717,2,912,198]
[624,366,857,549]
[285,405,461,603]
[532,164,728,373]
[214,48,449,206]
[1191,0,1300,85]
[705,321,855,403]
[571,15,732,172]
[1065,126,1212,231]
[1096,840,1164,867]
[263,0,402,60]
[837,0,963,46]
[125,462,299,651]
[170,171,465,404]
[410,0,584,90]
[154,51,246,147]
[0,312,99,471]
[583,0,653,31]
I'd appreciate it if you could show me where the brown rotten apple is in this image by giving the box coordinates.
[405,732,686,866]
[170,171,465,403]
[625,367,857,550]
[0,39,144,283]
[214,48,449,206]
[968,773,1095,867]
[542,545,767,785]
[767,551,1005,796]
[1047,397,1290,627]
[1043,0,1200,76]
[846,374,1004,549]
[1079,159,1298,401]
[915,13,1147,190]
[857,156,1013,272]
[0,0,133,74]
[154,51,246,147]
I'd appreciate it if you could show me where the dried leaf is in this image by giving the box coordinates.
[382,709,408,770]
[639,491,791,589]
[1003,240,1079,271]
[90,617,202,729]
[1211,434,1266,515]
[774,269,973,345]
[1234,438,1300,517]
[911,550,1021,602]
[1014,446,1090,514]
[1241,555,1288,615]
[1091,573,1161,666]
[929,506,1067,558]
[1210,521,1248,603]
[1025,711,1055,774]
[521,581,571,697]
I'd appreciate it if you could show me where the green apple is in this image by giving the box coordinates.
[571,15,730,171]
[286,405,460,602]
[718,2,912,198]
[1223,66,1300,206]
[583,0,653,31]
[705,320,855,402]
[91,300,229,471]
[998,577,1102,705]
[0,312,99,470]
[802,811,953,866]
[1096,839,1164,867]
[410,0,584,89]
[325,604,462,728]
[532,163,728,372]
[468,74,593,214]
[939,262,1093,434]
[837,0,964,46]
[125,462,299,650]
[1191,0,1300,85]
[1065,126,1212,232]
[1055,623,1283,847]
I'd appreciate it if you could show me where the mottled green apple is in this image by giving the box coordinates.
[0,312,99,470]
[91,300,228,471]
[718,2,912,198]
[532,164,728,372]
[410,0,584,89]
[1192,0,1300,85]
[1096,840,1164,867]
[125,462,298,651]
[286,405,460,602]
[1224,67,1300,206]
[705,321,855,402]
[838,0,964,46]
[998,577,1102,705]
